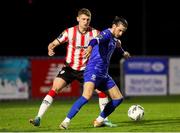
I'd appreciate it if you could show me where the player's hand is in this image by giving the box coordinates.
[85,46,92,59]
[48,42,57,56]
[123,51,131,59]
[48,49,55,56]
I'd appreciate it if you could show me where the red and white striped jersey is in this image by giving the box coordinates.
[57,25,99,71]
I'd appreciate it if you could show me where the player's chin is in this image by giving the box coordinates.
[115,35,120,38]
[83,25,89,29]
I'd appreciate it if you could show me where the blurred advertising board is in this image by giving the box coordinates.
[169,58,180,94]
[0,58,30,99]
[123,57,168,96]
[31,58,80,98]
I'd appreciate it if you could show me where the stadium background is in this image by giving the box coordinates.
[1,0,180,132]
[1,0,180,57]
[1,0,180,95]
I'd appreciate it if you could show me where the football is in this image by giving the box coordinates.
[128,104,144,121]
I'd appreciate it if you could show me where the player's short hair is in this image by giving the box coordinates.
[78,8,91,17]
[112,16,128,28]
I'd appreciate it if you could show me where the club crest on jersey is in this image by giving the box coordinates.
[91,74,96,81]
[97,34,103,39]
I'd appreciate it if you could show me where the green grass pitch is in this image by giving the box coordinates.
[0,95,180,132]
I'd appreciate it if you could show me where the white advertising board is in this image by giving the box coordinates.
[169,58,180,94]
[123,57,168,96]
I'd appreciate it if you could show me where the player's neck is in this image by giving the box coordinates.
[78,25,88,34]
[109,28,114,34]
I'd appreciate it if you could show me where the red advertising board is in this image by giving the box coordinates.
[31,58,80,98]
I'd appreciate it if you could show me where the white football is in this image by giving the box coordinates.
[128,104,144,121]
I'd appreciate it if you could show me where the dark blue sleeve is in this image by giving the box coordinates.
[88,39,98,47]
[88,30,110,47]
[117,46,125,54]
[97,31,110,44]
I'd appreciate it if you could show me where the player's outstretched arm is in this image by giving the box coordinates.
[85,46,93,59]
[48,39,60,56]
[85,38,98,59]
[116,40,130,59]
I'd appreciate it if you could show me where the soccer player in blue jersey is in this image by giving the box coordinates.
[59,16,130,129]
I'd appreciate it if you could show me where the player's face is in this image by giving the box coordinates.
[77,14,91,29]
[113,24,127,38]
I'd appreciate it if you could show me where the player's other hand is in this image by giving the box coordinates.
[48,42,57,56]
[123,51,131,59]
[48,49,55,56]
[85,46,92,59]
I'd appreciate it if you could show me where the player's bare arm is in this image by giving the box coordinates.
[48,39,60,56]
[85,46,93,59]
[85,38,99,59]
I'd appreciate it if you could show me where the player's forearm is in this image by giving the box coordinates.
[118,46,125,55]
[118,47,130,58]
[48,39,60,50]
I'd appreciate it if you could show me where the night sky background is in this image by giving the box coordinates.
[1,0,180,62]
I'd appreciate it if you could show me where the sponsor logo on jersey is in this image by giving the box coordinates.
[76,46,88,49]
[97,34,103,39]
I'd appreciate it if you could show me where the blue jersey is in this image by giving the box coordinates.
[83,28,118,91]
[85,28,118,77]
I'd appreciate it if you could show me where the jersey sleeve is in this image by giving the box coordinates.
[116,39,125,54]
[117,46,125,54]
[95,30,110,44]
[89,30,110,47]
[57,30,68,43]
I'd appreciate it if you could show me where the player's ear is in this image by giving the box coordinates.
[112,24,116,28]
[111,24,116,31]
[77,17,80,22]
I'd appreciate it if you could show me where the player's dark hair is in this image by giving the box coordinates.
[112,16,128,28]
[78,8,91,17]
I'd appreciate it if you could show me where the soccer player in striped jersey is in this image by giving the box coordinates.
[59,16,130,129]
[29,8,114,127]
